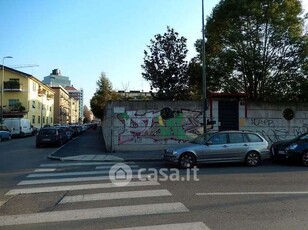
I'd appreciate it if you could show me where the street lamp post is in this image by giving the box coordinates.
[202,0,207,133]
[1,56,13,123]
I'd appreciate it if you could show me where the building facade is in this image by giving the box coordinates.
[52,86,80,124]
[42,69,71,87]
[1,65,54,128]
[65,86,83,122]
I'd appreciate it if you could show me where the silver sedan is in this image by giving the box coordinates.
[163,131,271,168]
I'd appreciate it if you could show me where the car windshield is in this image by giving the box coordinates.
[190,132,215,144]
[299,133,308,140]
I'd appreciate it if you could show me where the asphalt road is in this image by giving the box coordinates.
[0,130,308,230]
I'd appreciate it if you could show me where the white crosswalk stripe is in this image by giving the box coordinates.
[6,181,160,195]
[59,189,172,203]
[1,161,205,228]
[27,168,139,178]
[109,222,211,230]
[33,168,56,172]
[40,161,137,168]
[0,202,189,226]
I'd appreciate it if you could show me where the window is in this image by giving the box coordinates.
[43,116,45,124]
[229,133,244,143]
[8,99,19,108]
[32,101,36,109]
[50,117,53,124]
[38,116,41,124]
[39,129,56,135]
[32,82,37,92]
[246,133,263,142]
[32,115,35,124]
[210,133,228,145]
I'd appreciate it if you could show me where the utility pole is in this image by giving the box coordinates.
[202,0,207,133]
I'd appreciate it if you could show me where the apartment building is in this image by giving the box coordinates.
[51,86,79,124]
[0,65,54,128]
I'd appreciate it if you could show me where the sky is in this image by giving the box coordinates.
[1,0,307,107]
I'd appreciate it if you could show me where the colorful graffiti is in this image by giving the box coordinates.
[116,108,203,145]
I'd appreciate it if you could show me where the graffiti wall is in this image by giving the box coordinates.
[102,101,203,151]
[238,103,308,144]
[115,107,203,145]
[102,100,308,151]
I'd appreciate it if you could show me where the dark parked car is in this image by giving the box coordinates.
[36,127,66,148]
[163,130,271,168]
[271,133,308,166]
[58,126,73,142]
[69,125,83,137]
[0,125,12,142]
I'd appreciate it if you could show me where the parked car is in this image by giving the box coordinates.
[36,127,66,148]
[58,126,73,142]
[69,125,83,137]
[163,130,271,168]
[0,125,12,142]
[271,132,308,166]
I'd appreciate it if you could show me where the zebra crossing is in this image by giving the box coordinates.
[1,161,210,229]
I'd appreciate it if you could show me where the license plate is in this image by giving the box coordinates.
[278,150,285,154]
[43,138,50,141]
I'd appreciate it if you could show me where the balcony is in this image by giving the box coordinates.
[47,94,53,100]
[3,81,23,92]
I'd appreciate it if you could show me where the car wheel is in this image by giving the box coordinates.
[178,152,196,168]
[245,151,261,166]
[0,137,2,142]
[302,152,308,167]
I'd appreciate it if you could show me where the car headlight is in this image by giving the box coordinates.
[166,149,177,155]
[288,144,298,150]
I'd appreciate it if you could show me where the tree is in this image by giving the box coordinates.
[90,72,120,120]
[83,105,92,123]
[194,0,307,101]
[142,27,190,100]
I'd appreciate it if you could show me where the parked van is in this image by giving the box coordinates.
[2,118,33,137]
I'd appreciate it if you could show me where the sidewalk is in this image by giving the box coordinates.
[48,129,163,162]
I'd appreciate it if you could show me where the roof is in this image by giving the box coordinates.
[1,65,54,93]
[65,86,78,91]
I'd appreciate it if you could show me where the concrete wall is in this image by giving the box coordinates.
[102,101,203,151]
[239,102,308,143]
[102,100,308,152]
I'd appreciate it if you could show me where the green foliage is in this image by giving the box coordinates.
[90,72,120,120]
[194,0,307,101]
[142,27,191,100]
